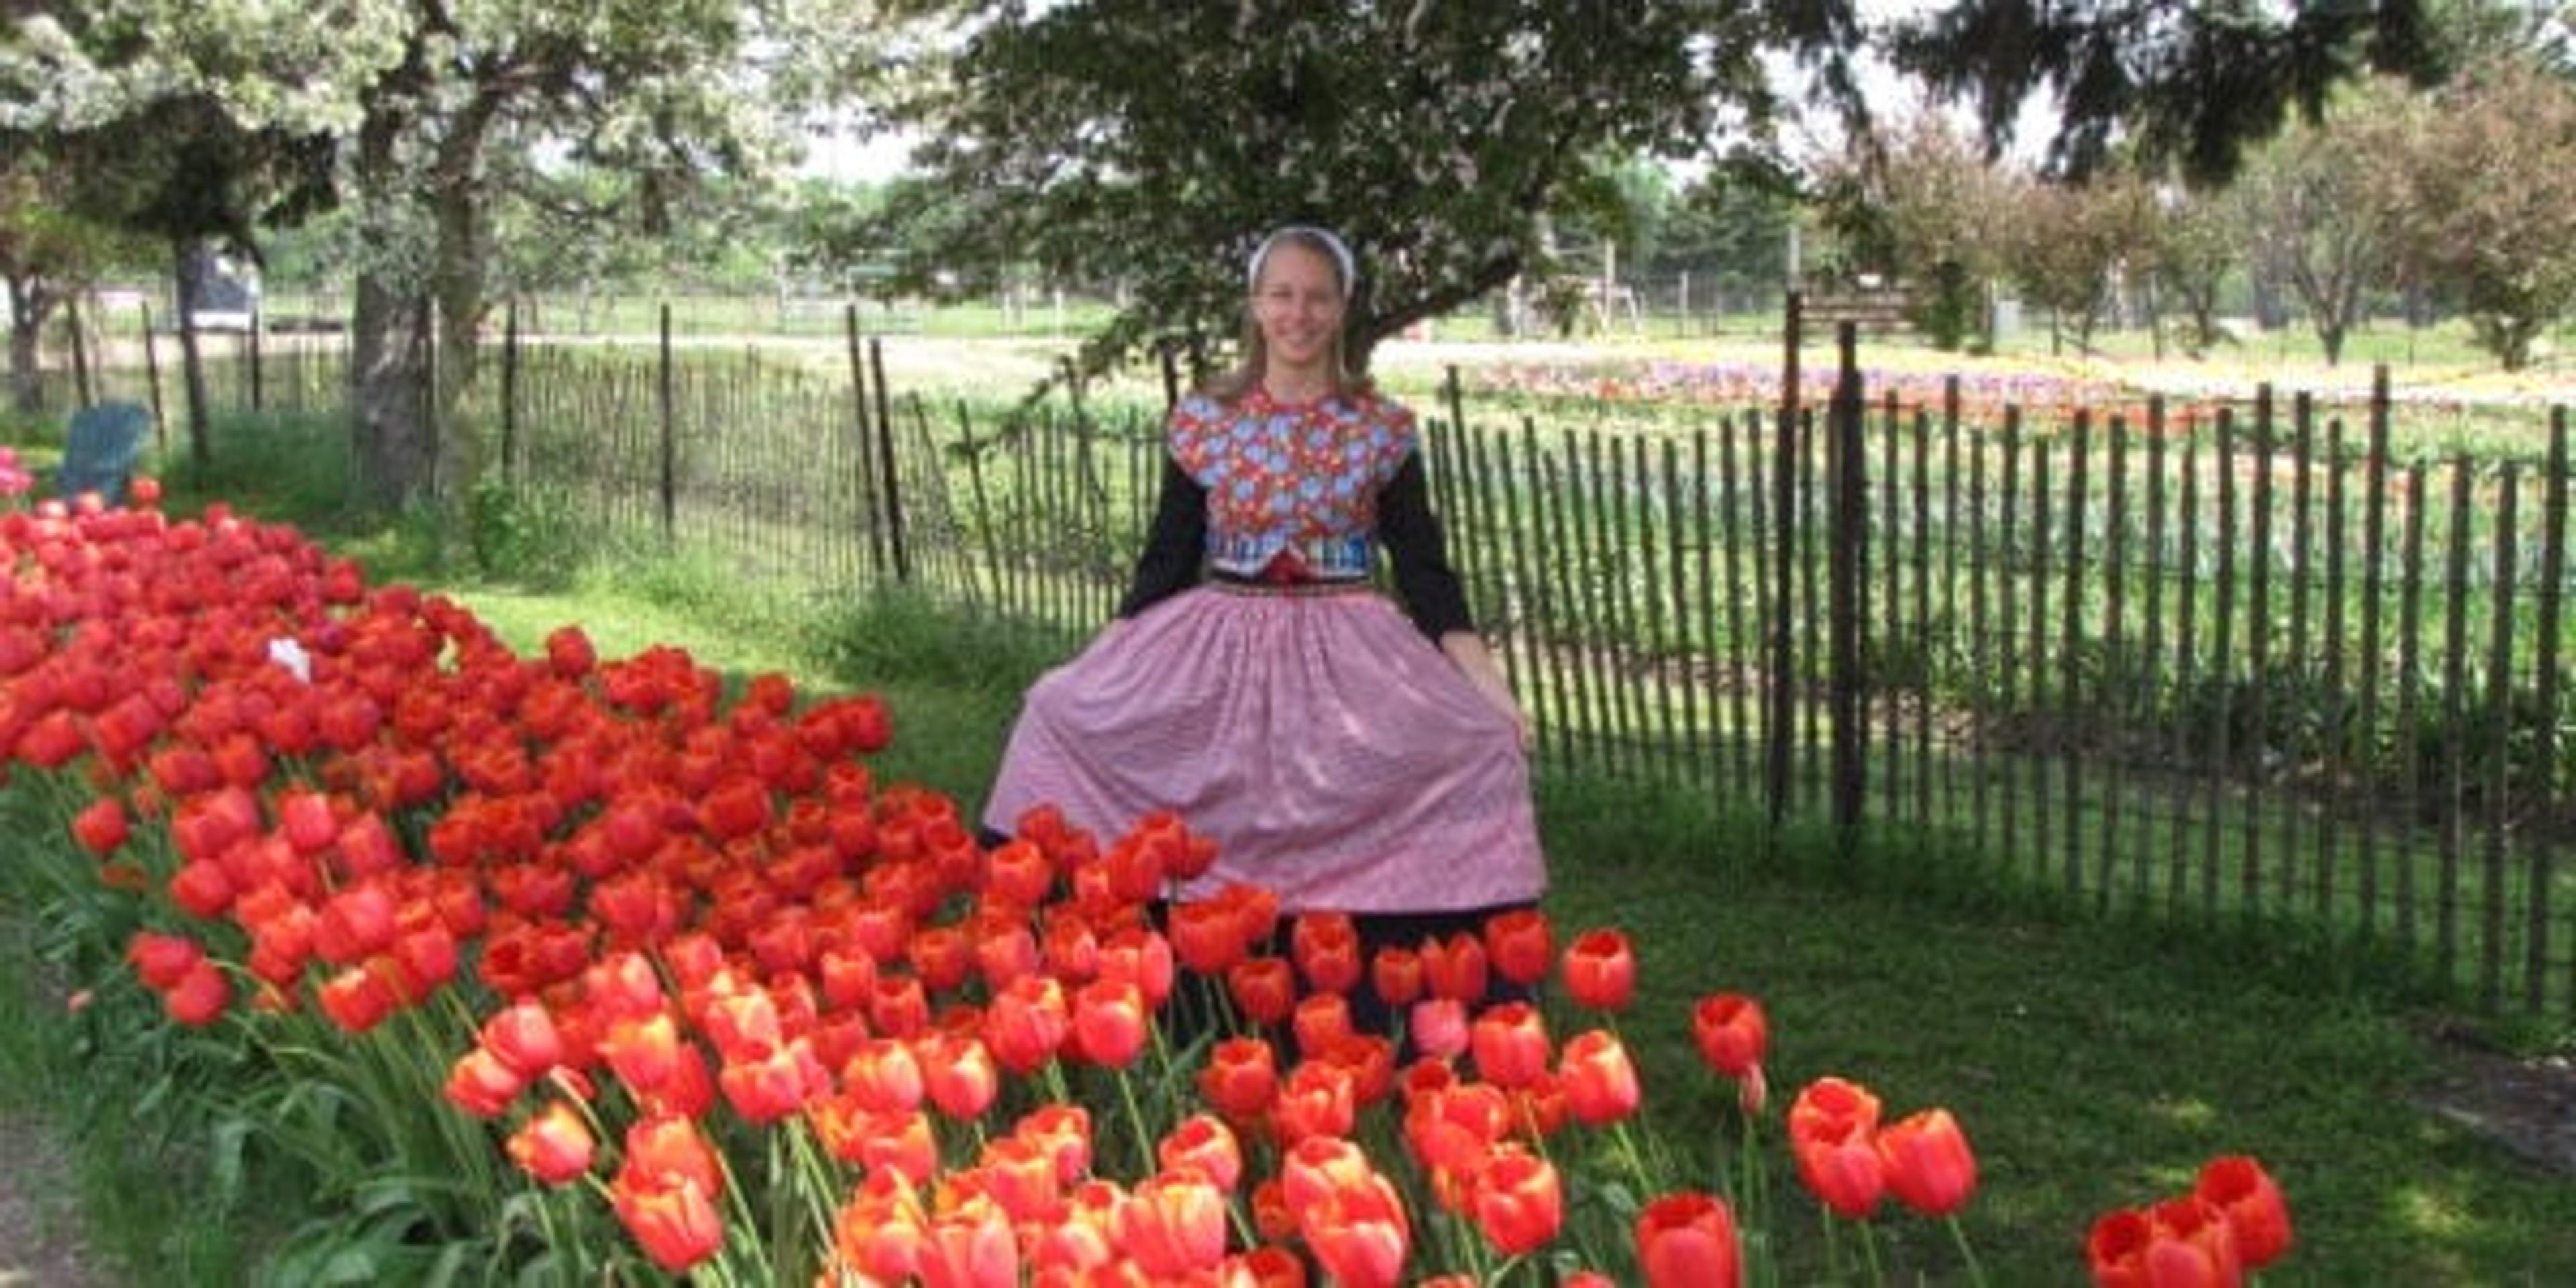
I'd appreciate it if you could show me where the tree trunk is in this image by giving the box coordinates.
[6,276,53,414]
[171,245,213,472]
[349,271,435,511]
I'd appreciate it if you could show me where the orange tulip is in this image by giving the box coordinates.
[1557,1028,1642,1127]
[1118,1171,1229,1276]
[1482,908,1554,987]
[1470,1145,1564,1254]
[611,1173,724,1274]
[1878,1108,1978,1218]
[1199,1037,1279,1122]
[2196,1155,2292,1269]
[1291,912,1363,994]
[1560,928,1636,1012]
[1468,1001,1551,1090]
[505,1101,596,1185]
[1071,977,1150,1068]
[1635,1191,1742,1288]
[1691,993,1768,1081]
[1157,1113,1244,1192]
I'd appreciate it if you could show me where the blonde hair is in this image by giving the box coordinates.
[1199,226,1372,405]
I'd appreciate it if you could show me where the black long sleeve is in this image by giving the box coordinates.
[1377,453,1475,639]
[1116,455,1208,619]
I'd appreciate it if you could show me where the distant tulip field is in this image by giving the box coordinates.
[3,485,2299,1283]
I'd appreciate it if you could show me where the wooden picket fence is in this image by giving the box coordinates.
[39,301,2576,1020]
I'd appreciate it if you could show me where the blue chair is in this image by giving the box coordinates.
[56,401,153,506]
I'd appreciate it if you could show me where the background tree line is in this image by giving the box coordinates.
[1,0,2545,526]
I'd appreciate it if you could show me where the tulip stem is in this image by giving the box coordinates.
[1946,1214,1991,1287]
[1112,1067,1158,1177]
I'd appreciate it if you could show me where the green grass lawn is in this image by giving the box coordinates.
[7,397,2573,1283]
[348,537,2576,1285]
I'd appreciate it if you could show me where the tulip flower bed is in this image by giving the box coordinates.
[3,489,2300,1285]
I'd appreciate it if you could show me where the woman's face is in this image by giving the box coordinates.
[1250,239,1346,375]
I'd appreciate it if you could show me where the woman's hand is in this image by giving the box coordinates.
[1440,631,1533,752]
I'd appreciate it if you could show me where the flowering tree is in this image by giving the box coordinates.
[859,0,1863,378]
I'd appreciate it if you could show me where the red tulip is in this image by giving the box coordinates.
[919,1032,1000,1120]
[2195,1155,2292,1269]
[985,974,1069,1074]
[623,1113,724,1197]
[1156,1114,1243,1192]
[444,1046,527,1118]
[1691,993,1768,1081]
[1557,1028,1642,1127]
[1470,1145,1564,1254]
[973,1135,1065,1225]
[316,962,399,1034]
[1291,912,1363,994]
[719,1040,827,1123]
[1299,1171,1410,1288]
[1878,1108,1978,1218]
[480,999,566,1078]
[164,957,231,1026]
[1368,945,1424,1008]
[1071,977,1149,1068]
[1788,1075,1881,1145]
[1168,900,1246,976]
[1792,1121,1886,1220]
[1482,908,1554,987]
[612,1173,724,1274]
[1468,1001,1551,1090]
[505,1101,596,1185]
[1014,1102,1094,1184]
[1293,991,1355,1055]
[127,930,205,991]
[544,625,596,678]
[2088,1198,2243,1288]
[1228,956,1297,1028]
[70,796,129,856]
[841,1037,924,1113]
[984,839,1055,907]
[1198,1037,1279,1122]
[869,973,931,1038]
[1420,932,1489,1002]
[604,1012,686,1096]
[914,1195,1018,1288]
[1269,1059,1357,1144]
[1119,1171,1229,1276]
[1560,928,1636,1012]
[1095,926,1175,1008]
[1635,1191,1742,1288]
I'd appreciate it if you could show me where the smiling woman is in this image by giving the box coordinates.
[980,223,1548,1030]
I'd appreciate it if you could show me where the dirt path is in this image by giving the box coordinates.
[0,1110,111,1287]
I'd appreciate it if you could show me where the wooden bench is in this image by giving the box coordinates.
[56,401,152,505]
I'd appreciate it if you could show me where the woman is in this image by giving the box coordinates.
[981,225,1545,1014]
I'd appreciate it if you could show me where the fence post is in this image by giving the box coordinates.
[66,294,93,408]
[500,298,519,482]
[871,337,909,584]
[248,309,264,412]
[658,301,676,547]
[1828,323,1865,849]
[138,301,167,456]
[1768,292,1803,828]
[846,305,890,585]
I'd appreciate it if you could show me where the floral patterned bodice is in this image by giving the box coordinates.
[1167,389,1417,581]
